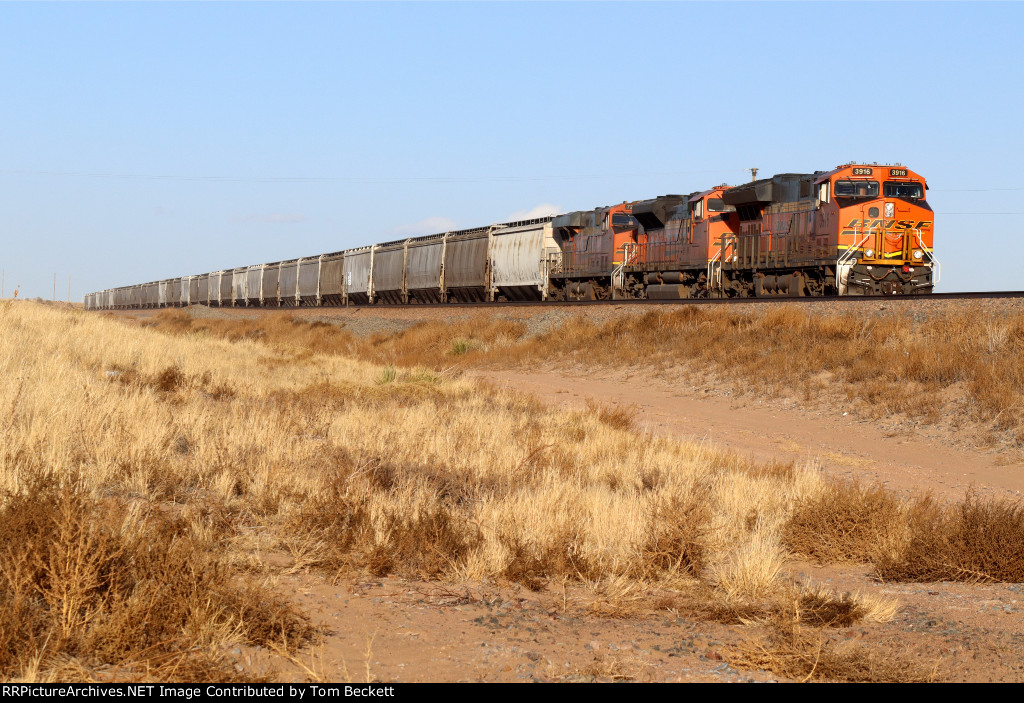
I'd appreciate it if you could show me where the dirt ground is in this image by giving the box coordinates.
[236,566,1024,683]
[116,301,1024,682]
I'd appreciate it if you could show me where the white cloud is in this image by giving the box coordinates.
[233,213,307,224]
[388,216,458,237]
[507,203,562,220]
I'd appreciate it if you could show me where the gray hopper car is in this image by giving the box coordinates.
[89,217,559,310]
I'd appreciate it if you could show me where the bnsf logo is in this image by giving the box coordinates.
[841,219,932,234]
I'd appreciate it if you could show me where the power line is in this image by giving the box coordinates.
[8,168,1024,190]
[1,167,753,185]
[933,187,1024,192]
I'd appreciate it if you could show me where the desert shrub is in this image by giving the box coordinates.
[636,492,710,578]
[732,617,933,683]
[286,472,374,574]
[0,475,313,681]
[366,505,481,578]
[783,482,904,564]
[586,399,635,431]
[150,365,186,393]
[781,584,898,628]
[877,492,1024,582]
[449,339,472,356]
[287,463,481,579]
[501,529,598,591]
[375,365,397,385]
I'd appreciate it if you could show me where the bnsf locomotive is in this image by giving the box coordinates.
[85,163,937,310]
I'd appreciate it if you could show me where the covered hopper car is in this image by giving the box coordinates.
[85,163,937,310]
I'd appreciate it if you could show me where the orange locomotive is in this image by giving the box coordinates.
[551,163,936,299]
[548,200,642,300]
[548,187,740,300]
[719,163,936,296]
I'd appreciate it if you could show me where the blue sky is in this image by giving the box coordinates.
[2,1,1022,298]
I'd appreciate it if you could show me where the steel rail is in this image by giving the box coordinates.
[338,290,1024,310]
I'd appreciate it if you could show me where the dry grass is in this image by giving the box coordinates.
[778,583,900,628]
[8,301,1024,681]
[501,305,1024,444]
[732,618,935,683]
[729,581,924,682]
[5,302,822,678]
[141,303,1024,447]
[709,533,786,605]
[698,577,921,681]
[0,473,312,682]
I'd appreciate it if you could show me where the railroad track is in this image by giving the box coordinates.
[319,290,1024,311]
[115,290,1022,314]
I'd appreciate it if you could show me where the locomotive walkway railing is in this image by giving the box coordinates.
[836,233,871,291]
[610,243,641,298]
[915,230,940,285]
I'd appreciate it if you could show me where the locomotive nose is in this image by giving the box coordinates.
[856,199,907,261]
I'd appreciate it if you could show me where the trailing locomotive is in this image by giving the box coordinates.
[84,163,937,310]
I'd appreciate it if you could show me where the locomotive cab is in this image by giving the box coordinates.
[610,206,640,265]
[551,201,640,300]
[822,164,937,295]
[693,187,739,265]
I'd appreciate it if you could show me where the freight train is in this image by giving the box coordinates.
[85,163,937,310]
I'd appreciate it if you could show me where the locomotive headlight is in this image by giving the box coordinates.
[884,202,894,218]
[864,248,875,258]
[913,249,923,260]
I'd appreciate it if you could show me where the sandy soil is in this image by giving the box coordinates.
[110,302,1024,682]
[232,564,1024,683]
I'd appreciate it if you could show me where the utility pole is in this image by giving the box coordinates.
[67,275,71,303]
[53,273,56,301]
[748,167,759,182]
[2,269,4,299]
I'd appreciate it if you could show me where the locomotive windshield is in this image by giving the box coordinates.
[883,181,924,199]
[834,180,879,198]
[611,213,637,232]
